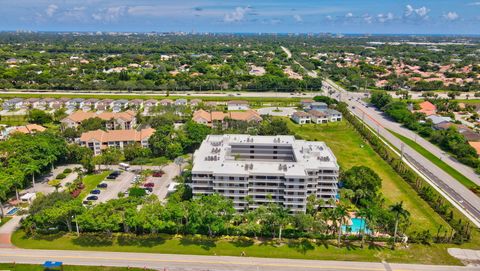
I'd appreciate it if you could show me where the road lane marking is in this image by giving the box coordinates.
[0,253,389,271]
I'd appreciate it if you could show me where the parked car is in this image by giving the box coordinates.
[106,174,117,180]
[86,195,98,201]
[152,170,164,177]
[144,187,153,192]
[90,189,101,194]
[97,183,108,188]
[82,200,90,205]
[144,183,155,188]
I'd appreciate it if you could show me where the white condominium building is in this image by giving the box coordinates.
[191,134,339,213]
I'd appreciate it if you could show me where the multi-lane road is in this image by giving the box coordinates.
[323,80,480,227]
[0,248,478,271]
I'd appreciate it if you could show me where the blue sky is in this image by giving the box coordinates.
[1,0,480,34]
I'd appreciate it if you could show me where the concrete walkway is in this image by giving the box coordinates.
[448,248,480,266]
[0,216,22,248]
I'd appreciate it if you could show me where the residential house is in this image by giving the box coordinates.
[300,99,314,109]
[159,99,173,106]
[2,98,24,110]
[128,99,144,109]
[83,98,99,111]
[50,98,65,110]
[416,101,437,116]
[144,99,159,108]
[95,99,114,111]
[66,98,84,110]
[80,128,155,156]
[324,109,342,122]
[309,102,328,111]
[291,111,311,124]
[192,109,262,127]
[468,142,480,156]
[190,99,202,107]
[112,99,129,112]
[23,98,40,109]
[426,115,452,126]
[10,124,46,134]
[41,98,56,109]
[175,99,188,106]
[308,110,329,124]
[61,110,137,130]
[227,100,249,111]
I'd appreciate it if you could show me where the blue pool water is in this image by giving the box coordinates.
[6,207,18,216]
[342,218,371,234]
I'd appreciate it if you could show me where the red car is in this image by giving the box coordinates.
[152,171,164,177]
[144,182,155,188]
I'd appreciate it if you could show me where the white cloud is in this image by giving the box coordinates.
[404,4,430,20]
[363,14,373,24]
[443,11,459,21]
[224,6,251,22]
[377,12,394,23]
[92,6,126,22]
[46,4,58,17]
[293,14,302,22]
[467,2,480,5]
[345,12,353,18]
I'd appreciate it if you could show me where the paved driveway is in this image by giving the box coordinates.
[257,107,298,117]
[93,171,135,204]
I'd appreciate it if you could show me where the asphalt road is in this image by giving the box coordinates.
[0,248,478,271]
[323,80,480,227]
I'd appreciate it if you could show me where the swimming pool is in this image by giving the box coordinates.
[6,207,18,216]
[342,218,371,234]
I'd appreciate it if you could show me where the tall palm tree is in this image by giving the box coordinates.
[356,208,369,248]
[334,204,348,245]
[25,163,41,191]
[389,201,410,249]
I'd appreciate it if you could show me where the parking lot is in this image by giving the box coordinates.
[150,163,179,201]
[84,170,135,204]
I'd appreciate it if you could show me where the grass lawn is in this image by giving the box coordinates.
[0,263,152,271]
[0,115,27,126]
[11,231,463,265]
[388,129,479,194]
[286,120,450,233]
[79,171,111,198]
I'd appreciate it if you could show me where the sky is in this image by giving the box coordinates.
[1,0,480,34]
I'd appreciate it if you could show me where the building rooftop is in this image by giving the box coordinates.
[192,134,338,177]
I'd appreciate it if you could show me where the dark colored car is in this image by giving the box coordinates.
[82,200,90,204]
[144,183,155,188]
[97,183,108,188]
[90,189,101,194]
[144,187,153,192]
[86,195,98,201]
[106,174,117,179]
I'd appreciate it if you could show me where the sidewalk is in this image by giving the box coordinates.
[0,216,22,248]
[448,248,480,266]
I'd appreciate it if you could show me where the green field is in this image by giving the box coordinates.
[11,231,462,265]
[286,120,450,233]
[388,129,479,194]
[0,114,27,126]
[0,263,152,271]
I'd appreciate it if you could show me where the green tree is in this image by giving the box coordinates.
[389,201,410,249]
[27,109,52,124]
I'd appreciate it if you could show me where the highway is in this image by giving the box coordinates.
[0,248,478,271]
[323,80,480,228]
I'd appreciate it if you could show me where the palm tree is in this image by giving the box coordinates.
[25,163,41,191]
[334,204,348,245]
[356,208,369,248]
[389,201,410,249]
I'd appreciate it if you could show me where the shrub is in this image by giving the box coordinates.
[63,168,72,174]
[55,173,67,179]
